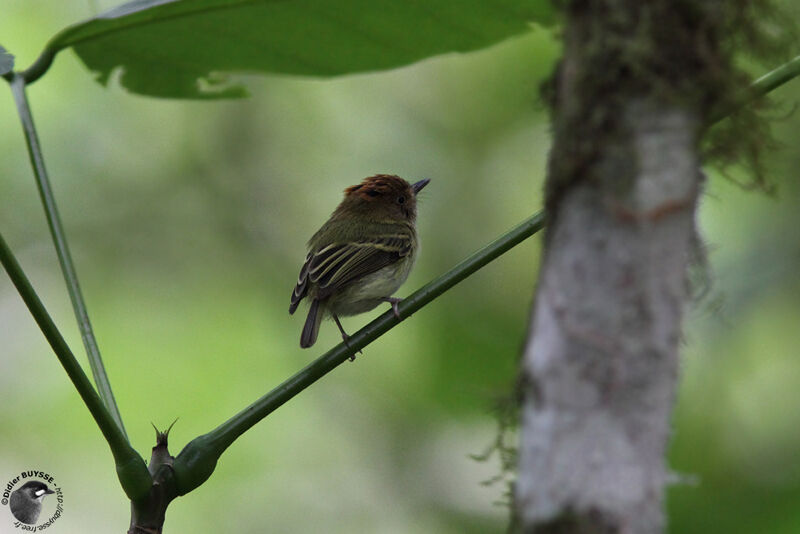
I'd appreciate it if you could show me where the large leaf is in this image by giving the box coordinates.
[0,45,14,76]
[44,0,555,99]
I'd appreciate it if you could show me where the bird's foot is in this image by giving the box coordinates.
[333,314,362,361]
[382,297,403,319]
[341,333,363,361]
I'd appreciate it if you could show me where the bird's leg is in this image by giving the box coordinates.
[381,297,403,319]
[333,313,362,361]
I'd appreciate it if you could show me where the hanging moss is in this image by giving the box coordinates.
[541,0,795,212]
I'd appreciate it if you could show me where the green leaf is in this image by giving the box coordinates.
[44,0,555,99]
[0,45,14,76]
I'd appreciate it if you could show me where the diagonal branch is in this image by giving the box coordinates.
[8,73,128,438]
[748,54,800,99]
[709,54,800,124]
[0,230,151,500]
[171,212,547,494]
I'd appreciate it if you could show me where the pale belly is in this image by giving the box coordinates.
[327,256,414,316]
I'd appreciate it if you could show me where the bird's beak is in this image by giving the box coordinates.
[412,178,431,195]
[46,488,55,495]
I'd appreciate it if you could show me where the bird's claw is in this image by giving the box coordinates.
[340,333,362,361]
[383,297,403,320]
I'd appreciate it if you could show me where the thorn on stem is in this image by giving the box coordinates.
[151,418,179,448]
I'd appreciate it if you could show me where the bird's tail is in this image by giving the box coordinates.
[300,299,323,348]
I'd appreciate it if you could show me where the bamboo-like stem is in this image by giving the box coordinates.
[748,54,800,101]
[709,54,800,124]
[8,74,128,438]
[171,212,547,494]
[0,231,151,500]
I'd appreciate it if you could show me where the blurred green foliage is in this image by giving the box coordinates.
[0,1,799,533]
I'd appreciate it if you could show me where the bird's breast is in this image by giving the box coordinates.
[328,255,415,316]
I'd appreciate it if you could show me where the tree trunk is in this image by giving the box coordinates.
[516,1,721,531]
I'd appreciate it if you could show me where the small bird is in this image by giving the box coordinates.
[290,174,430,350]
[9,481,55,525]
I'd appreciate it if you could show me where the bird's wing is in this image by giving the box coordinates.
[311,233,412,297]
[289,252,312,314]
[290,232,412,312]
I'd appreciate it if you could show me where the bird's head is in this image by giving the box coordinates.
[336,174,430,223]
[17,481,54,502]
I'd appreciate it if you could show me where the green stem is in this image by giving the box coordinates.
[749,54,800,100]
[0,231,152,500]
[709,54,800,124]
[19,48,55,85]
[172,212,546,494]
[8,73,128,439]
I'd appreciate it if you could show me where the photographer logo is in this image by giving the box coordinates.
[2,470,63,530]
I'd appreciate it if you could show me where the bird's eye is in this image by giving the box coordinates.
[397,196,405,204]
[366,190,380,197]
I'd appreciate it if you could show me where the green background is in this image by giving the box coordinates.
[1,1,799,532]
